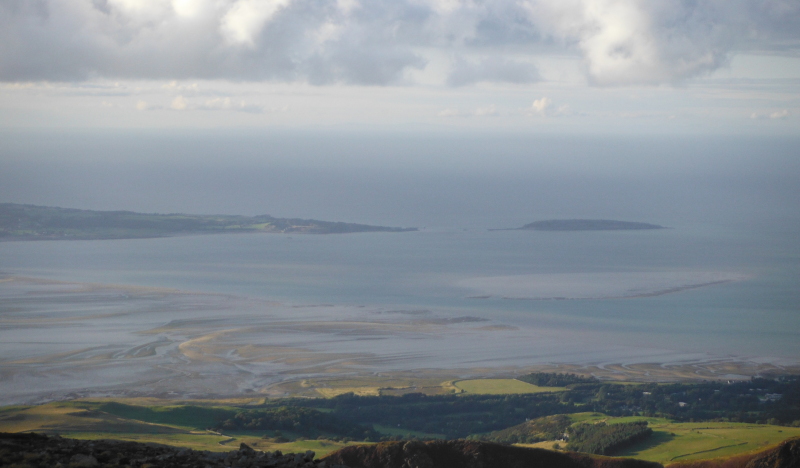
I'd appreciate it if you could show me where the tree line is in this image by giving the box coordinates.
[566,421,652,455]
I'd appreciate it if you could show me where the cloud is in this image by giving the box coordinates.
[750,109,791,119]
[438,108,465,117]
[532,97,552,115]
[170,95,188,110]
[437,105,500,117]
[198,97,264,113]
[447,56,540,86]
[220,0,292,47]
[521,0,723,85]
[770,109,791,119]
[521,0,800,85]
[530,96,569,117]
[0,0,798,85]
[474,105,499,117]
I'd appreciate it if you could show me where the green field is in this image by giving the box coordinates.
[618,420,800,463]
[453,379,566,395]
[550,413,800,464]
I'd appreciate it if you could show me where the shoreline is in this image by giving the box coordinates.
[1,274,798,406]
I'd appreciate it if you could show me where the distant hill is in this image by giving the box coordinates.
[517,220,665,231]
[0,203,417,240]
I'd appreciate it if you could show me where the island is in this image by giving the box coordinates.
[514,219,666,231]
[0,203,417,240]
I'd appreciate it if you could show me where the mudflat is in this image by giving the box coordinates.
[2,276,796,405]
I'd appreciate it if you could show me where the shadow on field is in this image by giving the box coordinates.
[617,430,676,456]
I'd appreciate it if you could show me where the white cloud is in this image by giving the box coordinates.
[520,0,737,85]
[198,97,264,113]
[172,0,209,18]
[220,0,292,47]
[336,0,360,15]
[438,105,500,117]
[532,97,552,115]
[0,0,798,86]
[202,97,233,110]
[170,95,188,110]
[474,105,499,116]
[163,81,200,92]
[530,96,570,117]
[751,109,792,120]
[447,56,540,86]
[770,109,790,119]
[438,108,465,117]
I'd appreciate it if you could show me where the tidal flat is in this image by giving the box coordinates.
[2,275,797,405]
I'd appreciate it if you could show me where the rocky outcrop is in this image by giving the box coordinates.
[323,439,663,468]
[745,437,800,468]
[0,432,346,468]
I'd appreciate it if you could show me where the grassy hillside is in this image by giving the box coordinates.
[3,373,800,463]
[539,413,800,463]
[4,400,800,464]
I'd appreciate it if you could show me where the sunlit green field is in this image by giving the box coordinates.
[620,421,800,463]
[453,379,566,395]
[553,413,800,464]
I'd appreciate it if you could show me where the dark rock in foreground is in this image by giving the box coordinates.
[746,437,800,468]
[519,220,665,231]
[323,440,663,468]
[0,432,346,468]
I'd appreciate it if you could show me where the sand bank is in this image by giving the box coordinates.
[0,275,795,405]
[456,271,750,300]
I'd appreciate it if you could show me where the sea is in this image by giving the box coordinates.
[0,133,798,402]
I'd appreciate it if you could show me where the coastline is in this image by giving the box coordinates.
[1,275,797,406]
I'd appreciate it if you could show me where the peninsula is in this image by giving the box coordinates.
[0,203,417,240]
[515,219,666,231]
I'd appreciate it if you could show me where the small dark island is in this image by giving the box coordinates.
[515,219,666,231]
[0,203,417,240]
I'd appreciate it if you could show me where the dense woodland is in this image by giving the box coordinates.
[289,374,800,440]
[565,421,652,455]
[516,372,598,387]
[565,376,800,424]
[292,391,570,439]
[216,406,380,441]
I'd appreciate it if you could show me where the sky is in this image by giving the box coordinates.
[1,0,799,134]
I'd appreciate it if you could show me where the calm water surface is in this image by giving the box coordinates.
[2,222,798,362]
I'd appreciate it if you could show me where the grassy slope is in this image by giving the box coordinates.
[3,396,800,463]
[0,401,360,456]
[556,413,800,463]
